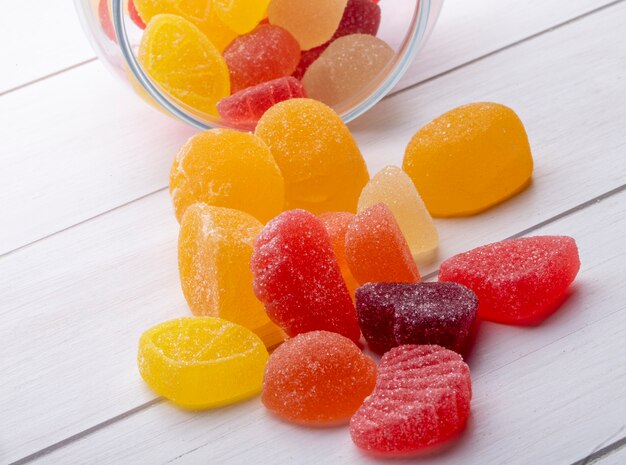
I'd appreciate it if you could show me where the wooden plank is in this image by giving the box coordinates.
[22,187,626,465]
[595,443,626,465]
[0,0,617,255]
[0,0,94,93]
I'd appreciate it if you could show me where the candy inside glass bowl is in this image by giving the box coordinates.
[75,0,443,130]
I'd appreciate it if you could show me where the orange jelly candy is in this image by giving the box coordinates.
[319,212,359,297]
[345,203,421,285]
[262,331,376,425]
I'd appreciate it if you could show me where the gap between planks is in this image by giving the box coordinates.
[9,183,626,465]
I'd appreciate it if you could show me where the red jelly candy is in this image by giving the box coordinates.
[319,212,359,297]
[98,0,115,42]
[356,282,478,354]
[439,236,580,325]
[224,24,301,93]
[217,77,306,127]
[128,0,146,29]
[293,0,381,79]
[262,331,376,425]
[345,204,421,285]
[251,209,361,343]
[350,345,472,455]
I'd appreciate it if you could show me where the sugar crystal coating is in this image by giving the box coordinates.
[178,204,285,348]
[356,282,478,354]
[350,345,472,454]
[345,204,421,285]
[262,331,376,425]
[223,25,301,94]
[250,209,361,343]
[293,0,381,79]
[268,0,349,50]
[319,212,359,298]
[302,34,393,107]
[403,102,534,217]
[138,317,268,409]
[138,15,230,116]
[255,98,369,214]
[213,0,271,34]
[358,166,438,262]
[217,77,306,128]
[439,236,580,325]
[134,0,237,51]
[129,0,146,29]
[170,129,284,223]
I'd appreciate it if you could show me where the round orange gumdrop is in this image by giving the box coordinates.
[262,331,377,425]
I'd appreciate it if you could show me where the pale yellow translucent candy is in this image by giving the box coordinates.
[213,0,271,35]
[134,0,237,51]
[302,34,394,107]
[178,204,285,348]
[358,166,438,263]
[268,0,348,50]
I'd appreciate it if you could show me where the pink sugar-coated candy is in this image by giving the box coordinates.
[350,345,472,455]
[356,282,479,355]
[345,203,421,285]
[439,236,580,325]
[217,77,306,128]
[224,24,301,94]
[250,209,361,344]
[293,0,381,79]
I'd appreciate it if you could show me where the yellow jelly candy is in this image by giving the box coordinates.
[170,129,285,223]
[403,102,533,217]
[138,317,268,409]
[358,166,439,263]
[178,204,285,348]
[213,0,270,35]
[134,0,237,51]
[138,14,230,116]
[268,0,348,50]
[255,98,369,214]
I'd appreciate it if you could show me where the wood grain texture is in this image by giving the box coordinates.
[23,188,626,465]
[2,4,626,462]
[0,0,617,255]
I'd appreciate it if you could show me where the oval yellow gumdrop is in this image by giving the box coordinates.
[358,166,438,263]
[138,317,269,409]
[213,0,271,35]
[255,98,369,214]
[170,129,285,223]
[138,14,230,116]
[179,204,285,348]
[134,0,237,51]
[403,102,533,217]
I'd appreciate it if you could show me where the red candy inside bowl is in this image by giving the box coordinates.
[74,0,443,130]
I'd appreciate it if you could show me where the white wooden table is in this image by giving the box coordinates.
[2,0,625,463]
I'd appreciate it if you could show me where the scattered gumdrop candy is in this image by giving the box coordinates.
[134,0,237,51]
[138,15,230,116]
[293,0,381,79]
[268,0,348,50]
[250,209,361,344]
[255,98,369,214]
[319,212,359,298]
[178,204,285,348]
[98,0,115,41]
[138,317,269,409]
[350,345,472,455]
[262,331,376,425]
[439,236,580,325]
[356,282,479,354]
[345,203,421,285]
[358,166,439,263]
[213,0,271,34]
[217,77,306,128]
[403,102,534,217]
[170,129,284,223]
[303,34,393,107]
[128,0,146,29]
[223,25,301,94]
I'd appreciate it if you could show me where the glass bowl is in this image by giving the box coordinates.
[75,0,444,130]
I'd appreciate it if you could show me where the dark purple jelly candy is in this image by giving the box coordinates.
[355,282,479,354]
